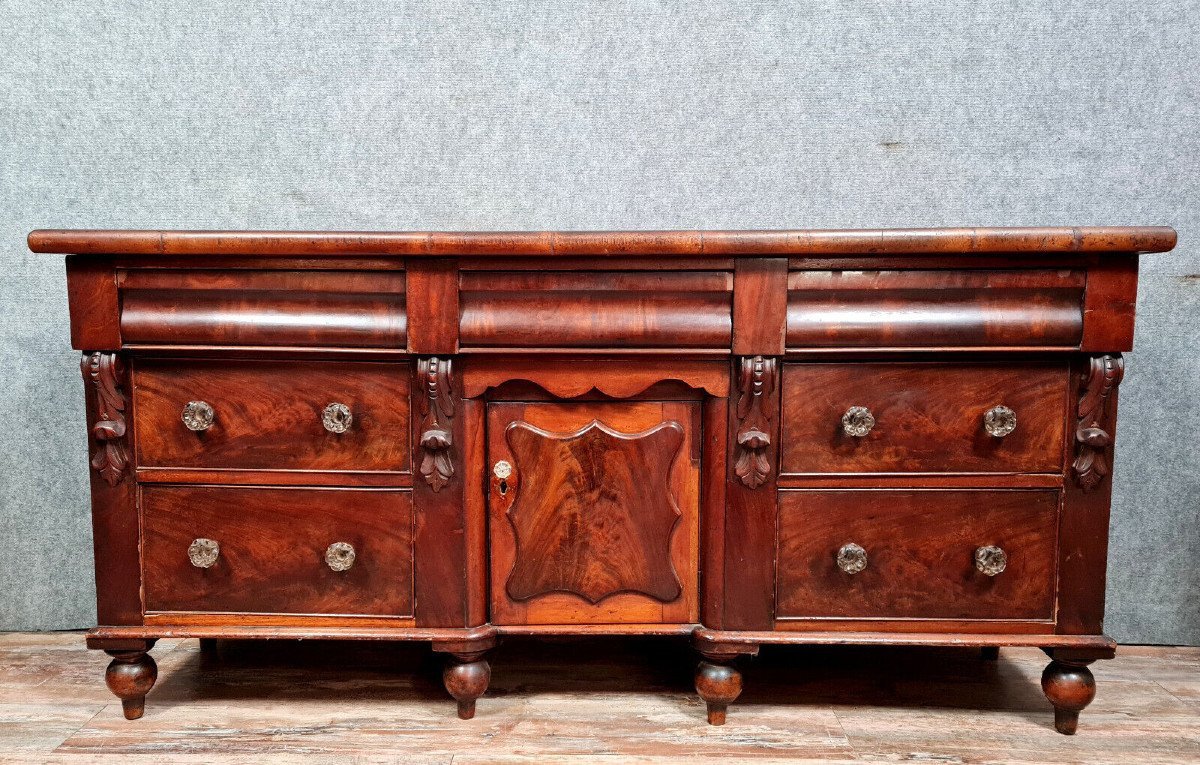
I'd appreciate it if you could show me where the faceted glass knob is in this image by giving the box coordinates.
[842,406,875,437]
[322,403,353,433]
[975,545,1007,576]
[325,542,356,571]
[182,401,215,431]
[188,538,220,568]
[837,543,868,574]
[984,405,1017,438]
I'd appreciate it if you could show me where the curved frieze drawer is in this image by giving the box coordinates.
[142,485,414,616]
[119,269,407,348]
[781,362,1069,474]
[459,271,732,348]
[776,489,1057,621]
[132,359,410,472]
[786,269,1084,349]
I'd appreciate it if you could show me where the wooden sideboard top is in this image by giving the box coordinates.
[29,227,1176,258]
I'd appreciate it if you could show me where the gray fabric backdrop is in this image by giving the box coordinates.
[1,2,1196,643]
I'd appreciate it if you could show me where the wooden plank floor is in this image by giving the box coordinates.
[0,632,1197,764]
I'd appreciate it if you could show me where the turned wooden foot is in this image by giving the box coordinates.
[695,659,743,725]
[104,649,158,720]
[980,646,1000,661]
[1041,659,1096,735]
[442,651,490,720]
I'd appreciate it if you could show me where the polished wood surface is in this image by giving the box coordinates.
[29,226,1178,256]
[3,633,1198,763]
[776,489,1059,620]
[141,485,414,617]
[461,271,732,349]
[132,359,411,472]
[781,362,1069,474]
[44,226,1174,731]
[786,269,1085,349]
[486,401,700,625]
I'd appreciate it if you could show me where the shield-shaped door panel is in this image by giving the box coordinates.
[487,401,700,625]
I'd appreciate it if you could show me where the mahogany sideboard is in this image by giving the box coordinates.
[31,226,1177,734]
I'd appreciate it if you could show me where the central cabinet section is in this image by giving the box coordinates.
[485,401,701,625]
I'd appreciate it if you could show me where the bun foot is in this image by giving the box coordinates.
[104,649,158,720]
[443,652,490,720]
[1041,659,1096,735]
[696,660,743,725]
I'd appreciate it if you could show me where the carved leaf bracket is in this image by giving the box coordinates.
[82,352,129,486]
[418,357,455,491]
[1072,354,1124,491]
[734,356,778,489]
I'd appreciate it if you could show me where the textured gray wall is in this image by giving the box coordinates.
[1,2,1197,643]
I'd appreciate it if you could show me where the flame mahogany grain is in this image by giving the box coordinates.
[487,401,700,626]
[141,485,414,616]
[780,362,1069,474]
[132,359,411,472]
[776,489,1059,620]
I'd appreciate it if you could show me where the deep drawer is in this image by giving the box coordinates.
[142,485,414,616]
[785,269,1084,349]
[776,489,1058,621]
[119,269,407,349]
[780,362,1069,474]
[459,271,732,349]
[132,359,410,472]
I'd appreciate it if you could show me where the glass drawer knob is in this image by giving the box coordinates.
[325,542,356,571]
[188,538,220,568]
[975,545,1007,576]
[322,403,353,433]
[842,406,875,437]
[837,543,868,574]
[984,406,1017,438]
[182,401,215,431]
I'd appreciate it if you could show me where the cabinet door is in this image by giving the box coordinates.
[487,401,700,625]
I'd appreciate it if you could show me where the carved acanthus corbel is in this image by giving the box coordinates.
[418,357,455,491]
[81,352,129,486]
[1073,354,1124,490]
[733,356,777,489]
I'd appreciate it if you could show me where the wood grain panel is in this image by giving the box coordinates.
[787,274,1083,348]
[141,486,413,616]
[733,259,788,355]
[783,297,1078,347]
[504,420,685,604]
[120,269,406,348]
[1082,253,1140,351]
[405,259,459,354]
[133,359,410,472]
[487,401,700,625]
[461,271,732,348]
[66,257,120,349]
[776,489,1058,620]
[781,362,1069,474]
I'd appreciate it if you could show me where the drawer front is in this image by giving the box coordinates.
[133,360,410,472]
[119,269,407,349]
[142,485,414,616]
[460,271,732,349]
[786,269,1084,349]
[777,489,1058,621]
[781,362,1068,474]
